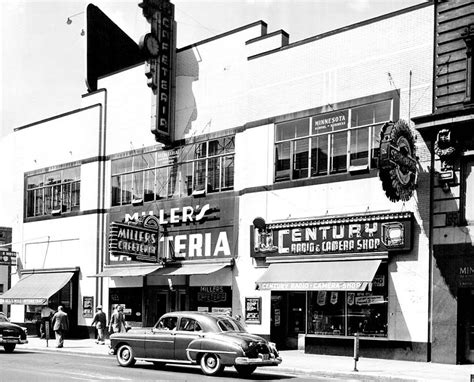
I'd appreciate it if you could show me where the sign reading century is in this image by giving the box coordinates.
[251,213,413,258]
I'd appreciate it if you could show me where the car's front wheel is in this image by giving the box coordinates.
[235,365,257,377]
[116,344,136,367]
[3,344,16,353]
[200,352,224,376]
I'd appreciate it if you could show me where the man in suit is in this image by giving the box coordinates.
[91,305,107,344]
[51,306,69,348]
[108,305,126,334]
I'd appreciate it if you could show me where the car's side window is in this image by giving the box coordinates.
[157,316,177,331]
[179,317,202,332]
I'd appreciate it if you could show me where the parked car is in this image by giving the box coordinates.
[0,312,28,353]
[109,311,282,376]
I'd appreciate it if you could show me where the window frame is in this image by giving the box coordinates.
[274,99,393,183]
[111,136,235,206]
[25,166,81,218]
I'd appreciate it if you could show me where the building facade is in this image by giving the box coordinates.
[1,1,439,362]
[413,0,474,365]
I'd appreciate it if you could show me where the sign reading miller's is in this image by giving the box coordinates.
[109,222,159,263]
[108,197,237,264]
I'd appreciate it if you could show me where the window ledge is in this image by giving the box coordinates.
[349,164,369,174]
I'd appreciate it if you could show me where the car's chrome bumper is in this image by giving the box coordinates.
[235,355,282,366]
[1,338,28,344]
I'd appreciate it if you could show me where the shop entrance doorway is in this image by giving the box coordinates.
[458,288,474,363]
[145,288,189,327]
[270,291,306,350]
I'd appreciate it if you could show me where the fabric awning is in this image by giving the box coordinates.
[256,259,381,291]
[153,262,230,276]
[92,264,163,277]
[0,272,74,305]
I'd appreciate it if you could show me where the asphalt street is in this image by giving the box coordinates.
[1,349,369,382]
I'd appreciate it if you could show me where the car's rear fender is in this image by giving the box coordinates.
[187,337,244,366]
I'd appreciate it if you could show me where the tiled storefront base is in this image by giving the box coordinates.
[305,335,429,362]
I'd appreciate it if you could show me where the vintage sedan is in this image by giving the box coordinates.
[109,311,282,376]
[0,313,28,353]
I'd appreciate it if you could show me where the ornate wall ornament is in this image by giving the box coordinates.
[378,120,418,202]
[434,128,457,171]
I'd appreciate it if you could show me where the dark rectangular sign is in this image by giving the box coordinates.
[312,110,348,134]
[0,251,17,266]
[245,297,262,324]
[108,195,237,264]
[251,212,413,259]
[109,223,159,263]
[150,0,174,144]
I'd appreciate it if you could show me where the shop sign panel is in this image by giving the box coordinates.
[0,251,17,266]
[245,297,262,324]
[312,110,348,133]
[258,281,368,291]
[251,212,413,259]
[108,195,236,263]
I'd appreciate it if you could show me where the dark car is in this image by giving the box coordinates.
[109,311,282,376]
[0,313,28,353]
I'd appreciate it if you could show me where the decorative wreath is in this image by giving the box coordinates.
[378,120,417,203]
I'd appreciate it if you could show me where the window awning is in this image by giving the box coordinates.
[256,259,381,291]
[91,264,163,277]
[153,262,230,276]
[0,272,74,305]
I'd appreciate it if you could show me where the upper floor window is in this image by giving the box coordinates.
[275,100,392,182]
[111,136,235,206]
[26,167,81,217]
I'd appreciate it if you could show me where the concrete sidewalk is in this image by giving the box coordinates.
[18,336,474,381]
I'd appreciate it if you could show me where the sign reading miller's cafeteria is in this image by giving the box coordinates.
[251,212,413,258]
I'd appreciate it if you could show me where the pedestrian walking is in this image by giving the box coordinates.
[40,305,54,339]
[91,305,107,344]
[108,305,126,334]
[51,306,69,348]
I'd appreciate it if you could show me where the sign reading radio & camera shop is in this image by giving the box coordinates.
[108,196,236,263]
[378,120,418,202]
[251,212,413,258]
[139,0,175,144]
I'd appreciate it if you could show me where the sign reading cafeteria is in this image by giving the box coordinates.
[108,196,237,263]
[251,212,413,258]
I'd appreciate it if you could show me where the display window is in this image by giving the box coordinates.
[307,263,388,337]
[189,286,232,314]
[109,287,143,327]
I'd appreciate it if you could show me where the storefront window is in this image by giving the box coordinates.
[307,263,388,337]
[308,291,345,335]
[189,286,232,314]
[109,287,143,327]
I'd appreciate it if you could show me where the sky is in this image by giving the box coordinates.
[1,0,425,138]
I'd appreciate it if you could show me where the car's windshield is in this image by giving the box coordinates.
[0,315,9,323]
[217,318,246,332]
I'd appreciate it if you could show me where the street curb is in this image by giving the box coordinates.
[260,367,417,381]
[23,345,418,381]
